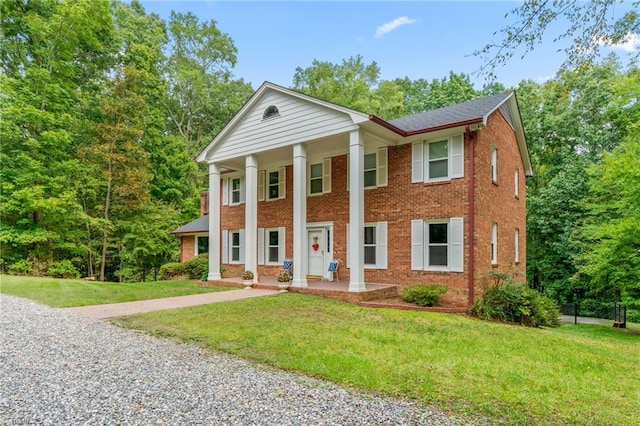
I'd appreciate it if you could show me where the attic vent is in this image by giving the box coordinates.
[263,105,280,119]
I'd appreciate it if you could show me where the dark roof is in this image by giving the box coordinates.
[389,92,513,132]
[172,215,209,235]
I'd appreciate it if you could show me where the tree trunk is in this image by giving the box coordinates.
[100,158,113,282]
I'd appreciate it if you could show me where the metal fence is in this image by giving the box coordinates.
[560,302,627,328]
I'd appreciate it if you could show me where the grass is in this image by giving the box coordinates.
[113,294,640,426]
[0,275,235,307]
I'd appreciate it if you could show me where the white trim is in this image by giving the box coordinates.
[207,163,222,280]
[491,222,498,265]
[414,134,465,183]
[257,228,265,266]
[491,146,498,183]
[411,220,424,270]
[411,218,464,272]
[514,167,519,198]
[265,228,282,265]
[515,227,520,263]
[221,229,229,264]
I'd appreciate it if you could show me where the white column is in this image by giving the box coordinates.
[245,155,259,283]
[207,163,222,280]
[349,129,366,292]
[292,143,308,288]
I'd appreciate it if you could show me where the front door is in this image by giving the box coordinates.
[307,229,325,276]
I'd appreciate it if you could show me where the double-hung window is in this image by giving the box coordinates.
[491,147,498,183]
[346,222,388,269]
[259,168,286,201]
[412,135,464,183]
[346,147,388,190]
[257,227,285,265]
[221,229,245,264]
[222,177,244,206]
[308,159,331,195]
[411,218,463,272]
[491,223,498,265]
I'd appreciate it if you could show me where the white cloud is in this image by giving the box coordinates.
[596,32,640,53]
[375,16,417,38]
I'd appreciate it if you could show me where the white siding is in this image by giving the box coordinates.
[209,92,357,161]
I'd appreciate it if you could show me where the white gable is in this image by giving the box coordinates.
[198,83,366,163]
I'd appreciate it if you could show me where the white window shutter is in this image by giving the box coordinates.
[257,228,265,265]
[240,177,246,203]
[278,227,286,264]
[258,170,265,201]
[346,223,350,268]
[279,166,286,199]
[239,229,245,264]
[346,154,350,191]
[450,134,464,178]
[221,230,228,264]
[377,147,388,187]
[449,217,464,272]
[411,220,424,270]
[323,158,331,193]
[412,142,424,183]
[376,222,388,269]
[222,178,229,206]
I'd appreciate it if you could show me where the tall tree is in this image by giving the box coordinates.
[0,0,115,273]
[292,55,405,118]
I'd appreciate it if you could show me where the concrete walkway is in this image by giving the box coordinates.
[64,288,280,319]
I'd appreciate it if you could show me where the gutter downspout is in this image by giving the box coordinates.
[466,125,475,308]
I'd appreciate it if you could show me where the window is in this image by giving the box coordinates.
[514,228,520,263]
[222,177,244,206]
[268,230,279,263]
[412,135,464,183]
[514,167,519,198]
[257,227,285,265]
[231,178,241,204]
[427,223,448,267]
[231,231,241,262]
[310,163,323,194]
[263,105,279,119]
[429,141,449,180]
[346,222,387,269]
[491,147,498,183]
[364,153,377,188]
[259,168,285,201]
[364,226,376,265]
[346,147,388,190]
[222,229,244,264]
[411,218,463,272]
[195,236,209,256]
[491,223,498,265]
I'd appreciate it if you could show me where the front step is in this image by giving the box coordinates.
[306,275,323,282]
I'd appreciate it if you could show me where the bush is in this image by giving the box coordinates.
[402,284,448,307]
[7,259,32,276]
[47,260,80,279]
[471,272,560,327]
[159,262,185,280]
[160,254,209,280]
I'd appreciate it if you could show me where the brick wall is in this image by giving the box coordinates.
[180,236,195,263]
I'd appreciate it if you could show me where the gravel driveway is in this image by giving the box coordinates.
[0,295,478,425]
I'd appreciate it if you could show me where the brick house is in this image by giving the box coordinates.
[175,82,532,307]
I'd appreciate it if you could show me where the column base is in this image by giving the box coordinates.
[207,273,222,281]
[292,278,308,288]
[348,282,366,292]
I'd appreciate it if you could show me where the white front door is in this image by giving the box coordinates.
[307,228,325,276]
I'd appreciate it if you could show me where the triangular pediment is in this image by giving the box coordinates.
[197,82,369,164]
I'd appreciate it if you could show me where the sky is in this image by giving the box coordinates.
[139,0,639,91]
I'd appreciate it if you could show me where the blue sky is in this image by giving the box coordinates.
[139,1,638,90]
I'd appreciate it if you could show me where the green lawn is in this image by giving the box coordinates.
[114,294,640,426]
[0,275,234,307]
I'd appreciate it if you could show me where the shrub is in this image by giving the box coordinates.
[402,284,448,307]
[183,254,208,279]
[471,272,560,327]
[47,260,80,279]
[8,259,32,276]
[159,262,185,280]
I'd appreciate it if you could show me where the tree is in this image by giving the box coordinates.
[475,0,640,78]
[578,134,640,309]
[292,55,405,118]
